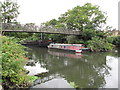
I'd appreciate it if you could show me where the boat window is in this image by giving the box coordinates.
[60,45,62,48]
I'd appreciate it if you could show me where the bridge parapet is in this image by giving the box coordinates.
[2,23,39,31]
[2,23,80,35]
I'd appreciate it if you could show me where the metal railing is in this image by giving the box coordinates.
[2,23,80,35]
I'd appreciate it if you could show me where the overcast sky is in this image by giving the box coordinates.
[2,0,120,29]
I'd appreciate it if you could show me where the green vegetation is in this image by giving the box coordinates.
[1,1,40,88]
[69,82,79,88]
[42,3,115,52]
[43,3,107,31]
[1,36,37,89]
[87,37,113,52]
[1,0,119,89]
[4,32,40,42]
[1,0,19,23]
[2,1,117,52]
[112,36,120,46]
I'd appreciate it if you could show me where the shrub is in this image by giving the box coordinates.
[112,36,120,46]
[87,37,113,52]
[1,36,32,89]
[106,36,116,44]
[106,36,120,46]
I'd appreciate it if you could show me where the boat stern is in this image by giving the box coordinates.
[75,49,82,53]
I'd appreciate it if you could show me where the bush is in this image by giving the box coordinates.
[106,36,120,46]
[106,36,116,44]
[87,37,113,52]
[112,36,120,46]
[1,36,32,89]
[4,32,40,43]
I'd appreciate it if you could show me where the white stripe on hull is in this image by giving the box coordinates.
[75,50,82,53]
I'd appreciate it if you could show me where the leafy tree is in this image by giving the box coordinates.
[43,3,107,41]
[47,19,58,26]
[1,0,19,23]
[44,3,107,31]
[62,3,106,30]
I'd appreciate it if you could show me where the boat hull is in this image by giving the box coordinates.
[48,46,82,53]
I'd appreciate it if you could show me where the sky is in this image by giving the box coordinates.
[2,0,120,29]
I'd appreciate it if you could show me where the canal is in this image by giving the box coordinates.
[25,46,119,88]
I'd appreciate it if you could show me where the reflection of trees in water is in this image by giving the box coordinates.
[27,46,117,88]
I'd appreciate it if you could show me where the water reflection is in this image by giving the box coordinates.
[24,61,48,76]
[48,49,83,59]
[26,46,118,88]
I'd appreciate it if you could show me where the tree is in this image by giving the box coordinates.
[59,3,107,31]
[1,0,19,23]
[44,3,107,31]
[43,3,108,42]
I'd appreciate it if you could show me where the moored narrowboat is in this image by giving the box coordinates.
[48,43,88,53]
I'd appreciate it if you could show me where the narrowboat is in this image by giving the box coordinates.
[22,40,52,47]
[48,43,88,53]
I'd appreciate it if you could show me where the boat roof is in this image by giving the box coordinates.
[49,43,83,46]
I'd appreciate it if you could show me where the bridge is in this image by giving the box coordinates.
[1,23,80,35]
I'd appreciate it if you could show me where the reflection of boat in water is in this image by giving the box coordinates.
[48,49,83,59]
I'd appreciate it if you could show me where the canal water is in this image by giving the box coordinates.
[25,46,119,88]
